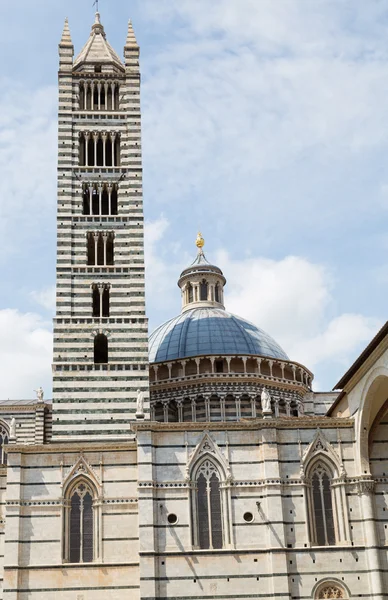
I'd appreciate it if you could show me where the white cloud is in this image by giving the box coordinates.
[217,249,381,377]
[30,285,56,312]
[0,309,52,400]
[0,81,57,258]
[140,0,388,235]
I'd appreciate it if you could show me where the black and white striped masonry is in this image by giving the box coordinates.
[52,14,149,442]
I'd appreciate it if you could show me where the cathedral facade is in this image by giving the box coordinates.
[0,13,387,600]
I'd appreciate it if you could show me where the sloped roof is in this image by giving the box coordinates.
[74,13,124,71]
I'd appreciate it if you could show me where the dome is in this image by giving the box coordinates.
[149,307,288,363]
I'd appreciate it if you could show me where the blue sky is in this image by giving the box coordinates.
[0,0,387,398]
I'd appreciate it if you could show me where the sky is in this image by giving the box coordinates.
[0,0,387,399]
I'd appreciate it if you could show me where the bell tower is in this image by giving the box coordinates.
[53,14,148,441]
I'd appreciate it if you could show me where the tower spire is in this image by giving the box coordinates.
[125,19,139,47]
[60,17,73,46]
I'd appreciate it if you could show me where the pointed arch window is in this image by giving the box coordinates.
[194,460,223,549]
[309,462,336,546]
[65,480,95,563]
[0,425,9,465]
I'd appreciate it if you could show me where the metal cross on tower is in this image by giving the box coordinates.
[93,0,99,12]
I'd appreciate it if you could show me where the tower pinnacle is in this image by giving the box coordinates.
[125,19,139,47]
[60,17,73,46]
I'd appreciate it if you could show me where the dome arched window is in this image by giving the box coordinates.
[187,283,193,304]
[214,282,220,303]
[200,279,208,301]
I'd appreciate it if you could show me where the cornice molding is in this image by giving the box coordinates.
[132,417,354,432]
[6,441,137,455]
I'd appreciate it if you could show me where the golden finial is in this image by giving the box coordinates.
[196,232,205,250]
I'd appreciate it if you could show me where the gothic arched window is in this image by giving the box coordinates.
[310,463,336,546]
[195,460,223,549]
[0,425,9,465]
[67,480,95,563]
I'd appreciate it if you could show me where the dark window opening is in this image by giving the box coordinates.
[92,189,99,215]
[79,85,85,110]
[188,283,193,303]
[106,234,114,265]
[87,233,95,266]
[312,471,335,546]
[215,360,223,373]
[94,333,108,363]
[79,136,86,166]
[82,492,93,562]
[93,89,99,110]
[87,138,94,166]
[106,139,112,166]
[197,463,223,550]
[83,188,90,214]
[95,65,102,73]
[97,233,104,266]
[101,188,109,215]
[215,283,220,303]
[102,287,110,317]
[69,492,81,563]
[111,188,118,215]
[114,137,120,166]
[96,138,103,166]
[200,279,208,301]
[92,285,100,317]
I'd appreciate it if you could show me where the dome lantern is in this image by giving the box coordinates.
[178,233,227,312]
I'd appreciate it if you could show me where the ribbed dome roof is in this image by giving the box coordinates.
[149,307,288,363]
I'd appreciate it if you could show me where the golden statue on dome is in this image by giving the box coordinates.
[196,232,205,250]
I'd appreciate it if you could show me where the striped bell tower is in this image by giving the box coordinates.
[52,14,149,441]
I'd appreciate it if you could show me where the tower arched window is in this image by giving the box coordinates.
[215,283,220,303]
[94,333,108,363]
[194,460,223,549]
[79,82,85,110]
[65,480,95,563]
[92,285,110,318]
[92,285,100,317]
[79,134,86,166]
[87,233,114,266]
[309,462,336,546]
[200,279,208,301]
[102,286,110,317]
[87,233,95,265]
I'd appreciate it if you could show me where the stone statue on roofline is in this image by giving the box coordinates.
[261,386,272,416]
[136,388,145,419]
[34,387,44,402]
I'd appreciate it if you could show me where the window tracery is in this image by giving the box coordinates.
[305,456,347,547]
[194,459,223,549]
[317,585,345,598]
[0,425,9,465]
[67,480,95,563]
